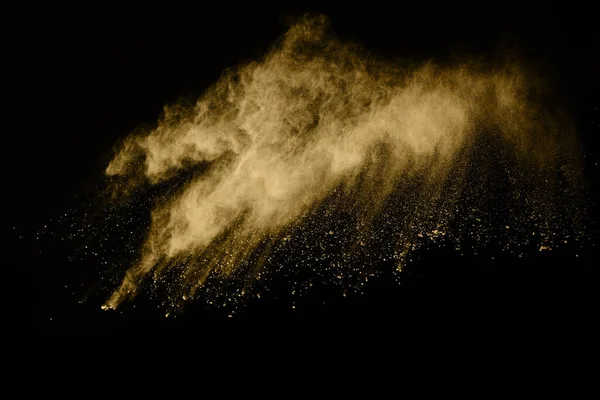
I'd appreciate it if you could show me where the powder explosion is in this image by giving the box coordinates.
[101,16,584,312]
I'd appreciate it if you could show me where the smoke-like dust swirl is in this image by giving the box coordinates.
[102,15,584,313]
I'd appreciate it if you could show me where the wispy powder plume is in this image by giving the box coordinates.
[102,16,584,312]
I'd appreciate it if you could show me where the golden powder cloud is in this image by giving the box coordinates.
[102,15,584,312]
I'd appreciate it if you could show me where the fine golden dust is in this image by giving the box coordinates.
[100,15,585,314]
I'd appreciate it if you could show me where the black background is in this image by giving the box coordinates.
[9,1,598,335]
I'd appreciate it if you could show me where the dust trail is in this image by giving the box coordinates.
[102,15,584,312]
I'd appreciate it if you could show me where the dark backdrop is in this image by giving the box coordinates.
[8,1,598,334]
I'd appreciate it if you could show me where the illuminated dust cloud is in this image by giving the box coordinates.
[101,15,585,313]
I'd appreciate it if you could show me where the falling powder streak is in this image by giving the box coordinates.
[101,15,583,312]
